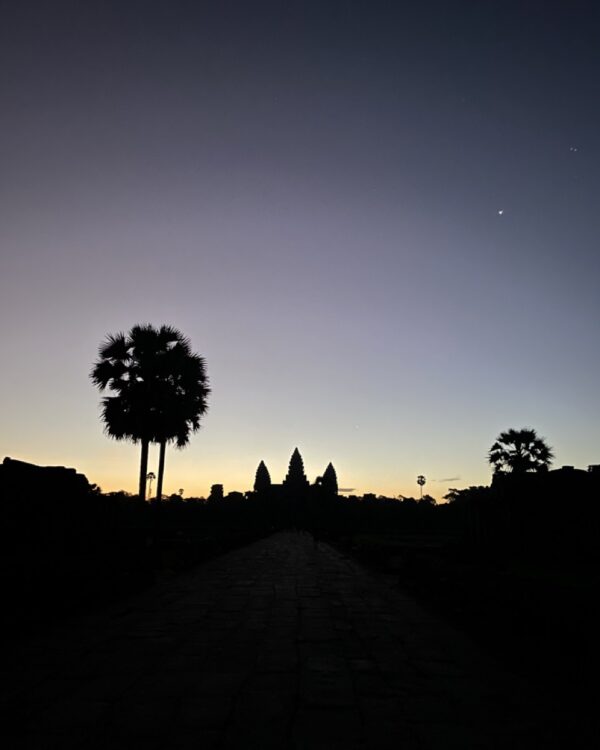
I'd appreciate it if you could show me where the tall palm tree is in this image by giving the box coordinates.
[90,324,209,501]
[91,326,156,501]
[152,337,210,501]
[488,428,554,475]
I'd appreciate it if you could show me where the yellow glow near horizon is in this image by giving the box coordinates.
[6,441,487,502]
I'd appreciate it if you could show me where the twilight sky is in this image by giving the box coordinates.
[1,0,599,499]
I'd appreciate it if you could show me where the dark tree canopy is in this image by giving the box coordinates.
[151,333,210,450]
[209,483,224,502]
[488,428,554,475]
[90,324,209,500]
[91,325,205,444]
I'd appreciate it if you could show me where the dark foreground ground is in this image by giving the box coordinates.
[0,532,580,749]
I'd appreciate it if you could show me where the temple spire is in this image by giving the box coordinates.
[321,462,338,495]
[284,448,309,489]
[254,460,271,493]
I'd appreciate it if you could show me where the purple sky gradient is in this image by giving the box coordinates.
[1,1,599,498]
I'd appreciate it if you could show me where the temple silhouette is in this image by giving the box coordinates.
[252,448,338,528]
[254,448,338,495]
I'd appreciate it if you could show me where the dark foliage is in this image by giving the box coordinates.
[488,427,554,475]
[90,324,209,501]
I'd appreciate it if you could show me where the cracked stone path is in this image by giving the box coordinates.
[2,532,556,749]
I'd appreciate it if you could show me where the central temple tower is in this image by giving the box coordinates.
[283,448,309,492]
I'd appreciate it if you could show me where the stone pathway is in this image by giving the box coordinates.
[2,532,556,749]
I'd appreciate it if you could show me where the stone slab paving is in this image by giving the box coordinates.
[1,532,561,749]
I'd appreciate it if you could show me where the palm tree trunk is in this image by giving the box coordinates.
[156,440,166,502]
[139,437,150,501]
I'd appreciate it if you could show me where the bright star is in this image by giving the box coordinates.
[497,209,504,215]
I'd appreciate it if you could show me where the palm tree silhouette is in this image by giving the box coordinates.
[488,428,554,475]
[90,324,209,501]
[152,332,210,502]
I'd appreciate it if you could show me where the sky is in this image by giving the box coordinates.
[1,0,599,499]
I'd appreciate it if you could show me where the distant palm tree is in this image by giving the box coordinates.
[488,428,554,475]
[146,471,156,498]
[90,324,210,501]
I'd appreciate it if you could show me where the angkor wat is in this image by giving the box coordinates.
[250,448,338,529]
